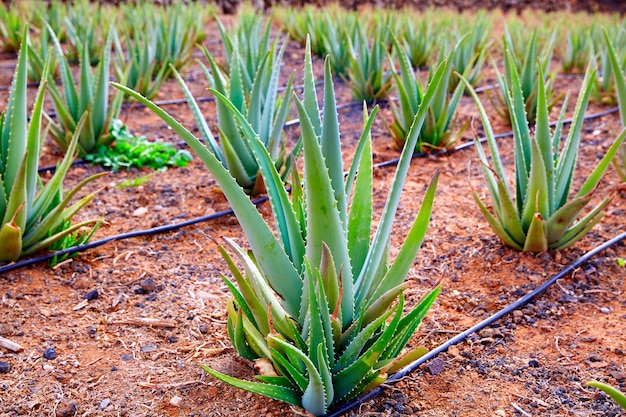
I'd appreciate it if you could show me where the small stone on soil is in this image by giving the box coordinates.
[170,395,183,407]
[600,307,610,314]
[528,359,539,368]
[83,289,99,300]
[43,347,57,360]
[55,401,77,417]
[427,358,445,375]
[0,361,10,373]
[198,324,209,334]
[140,342,157,353]
[99,398,110,410]
[120,354,133,361]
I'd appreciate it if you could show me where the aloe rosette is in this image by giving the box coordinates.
[461,56,626,252]
[113,38,443,415]
[603,30,626,182]
[0,30,102,262]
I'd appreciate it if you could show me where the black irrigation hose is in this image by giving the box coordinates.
[324,230,626,417]
[0,195,268,276]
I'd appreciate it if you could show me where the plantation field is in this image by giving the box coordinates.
[0,3,625,417]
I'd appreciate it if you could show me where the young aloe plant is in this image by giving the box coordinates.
[345,23,392,103]
[397,16,434,69]
[587,381,626,410]
[45,25,124,156]
[603,29,626,182]
[113,38,443,415]
[387,34,468,152]
[460,61,626,252]
[0,31,103,263]
[0,3,22,53]
[183,37,296,195]
[562,26,593,74]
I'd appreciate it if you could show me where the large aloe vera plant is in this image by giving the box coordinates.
[45,25,124,156]
[0,31,102,262]
[461,62,626,252]
[113,39,443,415]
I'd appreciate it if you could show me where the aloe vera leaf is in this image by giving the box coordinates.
[255,375,296,390]
[227,302,256,360]
[333,306,394,373]
[319,243,340,322]
[551,92,569,166]
[473,192,524,251]
[219,247,268,333]
[247,53,269,135]
[91,28,112,140]
[0,210,22,262]
[202,365,302,408]
[23,173,104,247]
[604,30,626,126]
[269,347,308,392]
[25,60,50,213]
[355,60,446,309]
[294,95,353,325]
[344,105,377,203]
[587,381,626,409]
[223,237,298,343]
[333,298,403,402]
[382,286,440,361]
[261,38,288,149]
[218,126,255,190]
[534,64,555,213]
[555,65,594,207]
[309,261,335,371]
[28,113,88,230]
[210,88,305,273]
[268,73,294,158]
[545,195,593,243]
[47,25,79,123]
[551,198,610,250]
[22,218,99,256]
[112,82,303,318]
[367,173,438,303]
[385,346,429,374]
[459,78,508,201]
[347,105,373,279]
[2,27,28,194]
[270,337,327,416]
[3,155,27,232]
[522,213,548,252]
[171,65,221,159]
[320,58,346,226]
[576,127,626,197]
[505,50,531,212]
[520,140,549,231]
[302,37,321,137]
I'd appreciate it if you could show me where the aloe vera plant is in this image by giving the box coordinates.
[345,23,392,103]
[562,26,593,74]
[113,38,443,415]
[397,16,434,69]
[188,36,296,195]
[388,35,467,152]
[461,61,626,252]
[0,31,102,263]
[587,381,626,409]
[0,3,22,53]
[45,26,124,156]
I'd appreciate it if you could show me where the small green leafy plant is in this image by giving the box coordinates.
[46,25,124,156]
[84,120,192,172]
[587,381,626,409]
[460,61,626,252]
[0,30,102,263]
[113,37,444,416]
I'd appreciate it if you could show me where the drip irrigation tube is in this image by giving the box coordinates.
[0,195,268,276]
[323,230,626,417]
